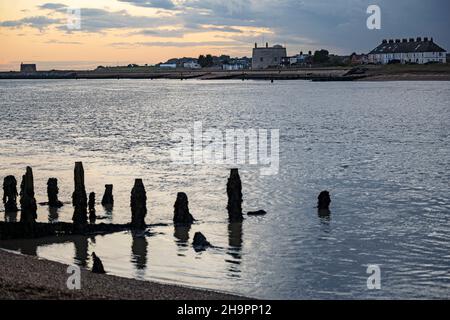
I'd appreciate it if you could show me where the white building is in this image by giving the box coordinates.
[368,37,446,64]
[159,63,177,69]
[183,61,201,69]
[222,64,244,71]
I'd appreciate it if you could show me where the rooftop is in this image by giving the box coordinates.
[369,37,446,54]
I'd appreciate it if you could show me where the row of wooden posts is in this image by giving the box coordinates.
[3,162,332,230]
[2,162,247,229]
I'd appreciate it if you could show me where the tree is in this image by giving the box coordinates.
[313,49,330,64]
[198,54,214,68]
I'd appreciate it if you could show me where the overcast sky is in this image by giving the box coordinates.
[1,0,449,70]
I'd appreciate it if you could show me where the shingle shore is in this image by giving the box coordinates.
[0,249,247,300]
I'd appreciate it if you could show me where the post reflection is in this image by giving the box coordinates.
[226,222,243,277]
[73,236,89,267]
[317,209,331,233]
[131,233,148,279]
[48,207,59,223]
[174,225,191,256]
[4,211,17,222]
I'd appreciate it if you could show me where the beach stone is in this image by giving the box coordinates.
[247,210,267,216]
[88,192,96,223]
[318,191,331,210]
[3,175,18,212]
[47,178,63,208]
[92,252,106,274]
[130,179,147,229]
[173,192,195,225]
[226,169,243,222]
[193,232,211,251]
[19,167,37,223]
[72,162,88,226]
[101,184,114,206]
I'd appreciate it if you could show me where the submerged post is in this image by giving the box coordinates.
[317,191,331,210]
[89,192,96,223]
[20,167,37,223]
[3,175,18,212]
[72,162,88,226]
[173,192,194,225]
[101,184,114,206]
[130,179,147,229]
[47,178,63,208]
[226,169,243,222]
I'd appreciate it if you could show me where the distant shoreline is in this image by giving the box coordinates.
[1,64,449,81]
[0,249,248,300]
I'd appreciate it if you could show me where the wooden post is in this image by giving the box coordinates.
[72,162,88,226]
[226,169,243,222]
[130,179,147,229]
[3,175,18,212]
[101,184,114,206]
[89,192,96,223]
[20,167,37,223]
[317,191,331,210]
[173,192,194,225]
[47,178,63,208]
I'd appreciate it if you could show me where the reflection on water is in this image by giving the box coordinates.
[4,211,18,223]
[74,236,89,267]
[131,234,148,274]
[174,225,191,257]
[226,222,243,277]
[48,207,59,223]
[0,80,449,299]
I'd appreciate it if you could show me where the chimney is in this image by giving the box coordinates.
[395,39,400,43]
[417,37,422,42]
[382,39,387,44]
[308,50,312,55]
[266,42,268,48]
[255,43,257,48]
[409,38,414,42]
[388,39,394,44]
[402,38,407,43]
[424,37,429,42]
[430,37,434,42]
[300,51,303,55]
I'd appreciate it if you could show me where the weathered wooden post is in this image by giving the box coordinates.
[193,232,211,252]
[72,162,88,226]
[226,169,243,222]
[173,192,195,225]
[130,179,147,229]
[92,252,106,274]
[20,167,37,223]
[89,192,96,223]
[101,184,114,206]
[47,178,63,208]
[317,191,331,210]
[3,175,18,212]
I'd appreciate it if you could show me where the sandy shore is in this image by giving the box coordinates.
[0,249,247,300]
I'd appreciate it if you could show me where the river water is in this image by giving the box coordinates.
[0,79,449,299]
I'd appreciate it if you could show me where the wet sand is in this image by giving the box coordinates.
[0,249,247,300]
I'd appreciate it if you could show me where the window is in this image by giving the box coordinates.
[274,57,278,62]
[260,57,263,62]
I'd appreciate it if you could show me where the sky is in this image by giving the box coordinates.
[0,0,449,70]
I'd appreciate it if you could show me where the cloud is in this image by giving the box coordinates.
[111,40,236,47]
[117,0,176,10]
[0,16,62,30]
[2,0,449,55]
[38,3,68,10]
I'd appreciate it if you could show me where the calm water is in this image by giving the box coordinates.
[0,79,449,299]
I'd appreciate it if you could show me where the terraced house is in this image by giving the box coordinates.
[368,37,447,64]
